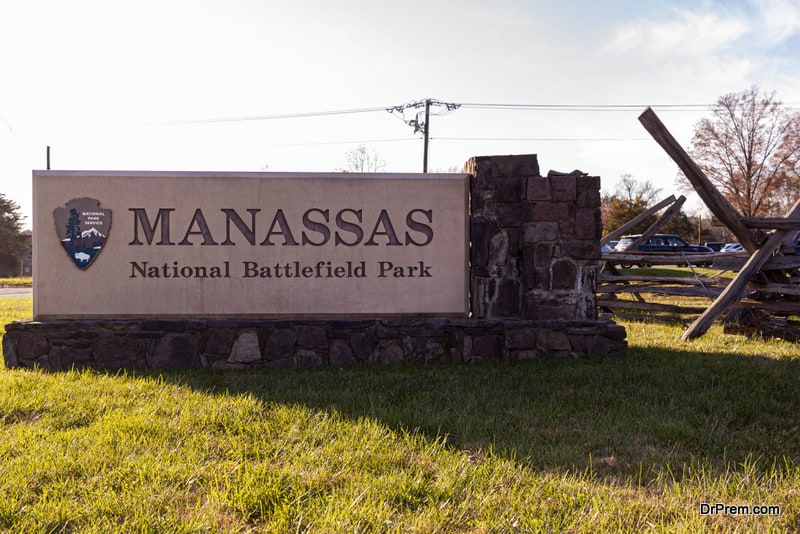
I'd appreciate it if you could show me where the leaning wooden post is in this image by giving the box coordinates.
[682,199,800,340]
[638,107,758,253]
[600,195,676,246]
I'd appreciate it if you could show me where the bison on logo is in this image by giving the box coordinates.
[53,198,111,270]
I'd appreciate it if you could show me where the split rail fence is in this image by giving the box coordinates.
[597,108,800,342]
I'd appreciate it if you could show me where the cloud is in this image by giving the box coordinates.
[604,9,749,60]
[753,0,800,45]
[590,7,760,105]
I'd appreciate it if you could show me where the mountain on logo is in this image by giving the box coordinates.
[61,227,107,250]
[81,227,106,239]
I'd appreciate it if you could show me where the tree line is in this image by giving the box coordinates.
[0,194,29,277]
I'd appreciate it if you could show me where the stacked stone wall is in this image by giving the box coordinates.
[3,318,626,369]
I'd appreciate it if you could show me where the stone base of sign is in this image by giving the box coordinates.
[3,318,626,370]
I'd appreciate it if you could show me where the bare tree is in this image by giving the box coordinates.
[773,112,800,214]
[614,174,661,205]
[681,86,800,217]
[340,144,386,173]
[601,175,661,235]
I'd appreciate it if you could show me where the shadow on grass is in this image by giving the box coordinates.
[154,344,800,483]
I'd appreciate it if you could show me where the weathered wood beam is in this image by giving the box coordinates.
[781,229,800,255]
[682,199,800,340]
[638,107,758,253]
[602,251,721,266]
[600,195,676,245]
[599,284,724,298]
[598,273,721,286]
[604,311,688,323]
[596,298,708,314]
[736,299,800,314]
[712,254,800,271]
[746,281,800,296]
[741,217,800,230]
[762,256,800,271]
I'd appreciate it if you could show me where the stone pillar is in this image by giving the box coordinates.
[467,155,602,320]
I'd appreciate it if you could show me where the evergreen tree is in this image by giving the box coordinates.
[0,193,27,276]
[65,208,81,254]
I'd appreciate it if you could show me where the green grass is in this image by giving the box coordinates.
[618,266,730,279]
[0,277,32,287]
[0,298,31,339]
[1,299,799,532]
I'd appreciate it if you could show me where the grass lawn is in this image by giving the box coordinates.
[1,298,799,532]
[0,277,32,287]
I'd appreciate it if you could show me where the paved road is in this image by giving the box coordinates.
[0,288,33,298]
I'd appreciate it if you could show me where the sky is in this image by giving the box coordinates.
[1,0,799,230]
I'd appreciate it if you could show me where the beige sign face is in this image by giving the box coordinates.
[33,171,469,319]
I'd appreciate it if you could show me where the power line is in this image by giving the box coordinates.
[431,136,652,142]
[116,98,800,167]
[459,102,714,111]
[123,99,800,125]
[173,101,720,126]
[459,102,800,111]
[167,106,389,124]
[226,137,419,148]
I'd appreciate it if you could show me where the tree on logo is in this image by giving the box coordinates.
[65,208,81,254]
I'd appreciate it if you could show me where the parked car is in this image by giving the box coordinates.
[704,242,725,252]
[615,234,714,253]
[613,234,714,267]
[721,243,744,253]
[601,240,618,252]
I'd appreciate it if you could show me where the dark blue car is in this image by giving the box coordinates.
[616,234,714,253]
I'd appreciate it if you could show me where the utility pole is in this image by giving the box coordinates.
[387,99,460,173]
[422,99,430,173]
[696,207,702,244]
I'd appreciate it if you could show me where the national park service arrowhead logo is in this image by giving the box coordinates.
[54,198,111,270]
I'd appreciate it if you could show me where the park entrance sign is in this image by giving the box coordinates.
[9,155,627,371]
[33,171,469,319]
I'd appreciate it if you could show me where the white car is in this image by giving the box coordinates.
[721,243,744,253]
